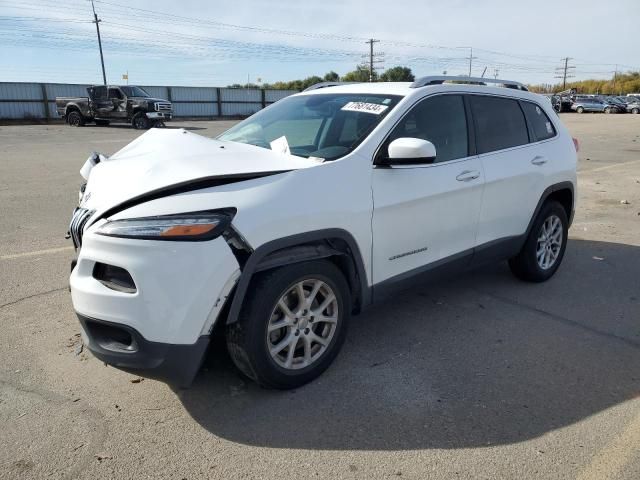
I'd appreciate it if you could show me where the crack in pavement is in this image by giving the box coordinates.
[476,289,640,350]
[0,287,67,311]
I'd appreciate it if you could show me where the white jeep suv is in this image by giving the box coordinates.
[69,76,577,389]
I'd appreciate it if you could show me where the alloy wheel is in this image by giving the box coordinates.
[536,215,563,270]
[266,279,339,370]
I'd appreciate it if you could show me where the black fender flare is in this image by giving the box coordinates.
[225,228,370,325]
[523,181,575,241]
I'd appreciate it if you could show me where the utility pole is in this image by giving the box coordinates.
[90,0,107,85]
[554,57,575,90]
[481,66,487,78]
[468,47,473,77]
[612,65,618,94]
[365,39,380,82]
[494,68,499,79]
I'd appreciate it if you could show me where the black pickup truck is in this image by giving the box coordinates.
[56,85,172,129]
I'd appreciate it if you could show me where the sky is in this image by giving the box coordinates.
[1,0,639,87]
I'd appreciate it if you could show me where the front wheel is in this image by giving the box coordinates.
[632,108,639,115]
[509,200,568,282]
[604,107,611,114]
[132,112,149,130]
[576,106,584,114]
[226,260,351,389]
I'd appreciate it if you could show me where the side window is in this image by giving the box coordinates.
[469,95,529,154]
[521,101,556,141]
[108,88,123,100]
[92,86,107,100]
[384,94,468,163]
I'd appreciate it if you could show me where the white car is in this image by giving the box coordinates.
[69,76,578,389]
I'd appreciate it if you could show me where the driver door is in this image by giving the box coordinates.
[371,94,484,287]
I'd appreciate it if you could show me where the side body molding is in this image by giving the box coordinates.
[225,229,371,325]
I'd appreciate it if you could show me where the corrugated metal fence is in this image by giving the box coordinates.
[0,82,299,120]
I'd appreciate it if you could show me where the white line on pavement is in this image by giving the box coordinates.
[0,246,73,261]
[586,158,640,173]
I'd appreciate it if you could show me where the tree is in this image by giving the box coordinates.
[379,66,415,82]
[324,71,340,82]
[528,71,640,95]
[342,66,375,82]
[300,75,324,90]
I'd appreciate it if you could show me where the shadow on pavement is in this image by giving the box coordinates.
[178,239,640,450]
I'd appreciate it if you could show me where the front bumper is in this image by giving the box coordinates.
[77,313,209,386]
[146,112,172,120]
[70,227,240,342]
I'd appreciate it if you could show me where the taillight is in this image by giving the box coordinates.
[572,137,580,152]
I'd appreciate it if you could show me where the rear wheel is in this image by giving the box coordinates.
[132,112,149,130]
[576,106,584,114]
[67,110,85,127]
[604,107,612,114]
[226,260,350,389]
[632,108,639,115]
[509,200,568,282]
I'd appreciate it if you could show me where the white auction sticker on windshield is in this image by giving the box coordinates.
[270,135,290,155]
[341,102,388,115]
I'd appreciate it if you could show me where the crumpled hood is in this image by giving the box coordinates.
[80,128,319,216]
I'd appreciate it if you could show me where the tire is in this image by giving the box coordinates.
[67,110,85,127]
[576,106,584,114]
[95,119,110,126]
[632,108,639,115]
[509,200,568,282]
[226,260,351,389]
[132,112,149,130]
[604,107,611,114]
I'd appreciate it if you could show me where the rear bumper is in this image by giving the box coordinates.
[77,313,209,387]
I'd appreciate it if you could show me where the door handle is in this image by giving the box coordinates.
[456,170,480,182]
[531,155,547,166]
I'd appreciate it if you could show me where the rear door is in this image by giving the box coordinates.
[371,94,484,285]
[470,94,550,250]
[108,87,127,119]
[90,86,113,117]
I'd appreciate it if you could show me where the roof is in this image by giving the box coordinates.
[297,80,547,104]
[300,82,414,96]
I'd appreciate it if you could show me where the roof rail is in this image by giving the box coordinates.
[410,76,528,91]
[303,81,359,92]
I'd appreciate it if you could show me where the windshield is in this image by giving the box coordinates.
[218,93,402,161]
[121,86,150,97]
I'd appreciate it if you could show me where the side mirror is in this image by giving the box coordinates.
[384,138,436,165]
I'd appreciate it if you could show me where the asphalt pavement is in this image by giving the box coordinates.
[1,115,639,479]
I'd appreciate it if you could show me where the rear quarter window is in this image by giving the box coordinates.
[521,101,556,141]
[470,95,529,154]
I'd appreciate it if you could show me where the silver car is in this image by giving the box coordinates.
[571,97,607,113]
